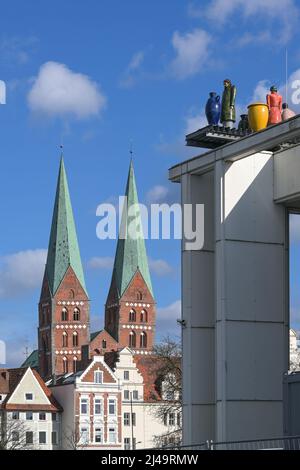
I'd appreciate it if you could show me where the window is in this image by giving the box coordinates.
[52,413,57,422]
[132,438,136,450]
[94,427,102,444]
[73,332,78,347]
[52,431,57,445]
[94,370,103,384]
[129,331,136,348]
[169,413,175,426]
[80,397,88,415]
[108,399,116,415]
[61,308,68,321]
[124,370,129,380]
[102,339,107,349]
[124,412,130,426]
[137,291,143,301]
[73,356,78,372]
[177,413,181,427]
[62,332,68,347]
[80,427,89,444]
[132,390,138,400]
[73,308,80,321]
[69,289,75,299]
[166,390,175,401]
[140,331,147,348]
[132,413,136,426]
[39,431,46,444]
[140,309,148,322]
[94,398,102,415]
[124,437,130,450]
[39,412,46,421]
[26,432,33,445]
[108,427,116,444]
[26,411,33,421]
[12,411,19,420]
[63,357,68,374]
[25,393,33,401]
[129,309,136,322]
[124,390,130,400]
[163,413,168,426]
[12,431,19,442]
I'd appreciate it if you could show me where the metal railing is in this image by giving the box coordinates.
[153,435,300,451]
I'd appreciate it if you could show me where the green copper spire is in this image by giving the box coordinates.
[112,160,153,297]
[45,157,87,296]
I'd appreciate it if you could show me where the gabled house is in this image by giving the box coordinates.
[0,367,62,450]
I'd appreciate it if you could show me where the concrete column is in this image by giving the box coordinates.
[181,171,215,445]
[214,152,288,441]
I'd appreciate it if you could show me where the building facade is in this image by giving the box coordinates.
[0,367,62,450]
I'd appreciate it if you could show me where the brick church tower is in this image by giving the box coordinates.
[38,158,90,378]
[105,161,156,354]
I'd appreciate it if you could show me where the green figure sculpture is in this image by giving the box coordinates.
[221,79,237,129]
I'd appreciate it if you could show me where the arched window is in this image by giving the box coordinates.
[73,357,77,372]
[61,308,68,322]
[140,309,148,323]
[140,331,147,348]
[129,309,136,322]
[69,289,75,299]
[62,332,68,347]
[63,357,68,374]
[137,291,143,301]
[73,308,80,321]
[129,331,136,348]
[102,339,107,349]
[73,332,78,347]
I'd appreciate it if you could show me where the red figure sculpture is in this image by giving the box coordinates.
[266,85,282,125]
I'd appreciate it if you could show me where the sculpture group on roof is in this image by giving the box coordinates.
[205,79,296,134]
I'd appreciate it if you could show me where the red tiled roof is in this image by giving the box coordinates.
[0,367,62,412]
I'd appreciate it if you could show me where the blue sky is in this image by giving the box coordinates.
[1,0,300,366]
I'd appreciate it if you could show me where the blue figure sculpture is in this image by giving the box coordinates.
[205,92,221,125]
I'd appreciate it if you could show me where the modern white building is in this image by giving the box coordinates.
[169,117,300,445]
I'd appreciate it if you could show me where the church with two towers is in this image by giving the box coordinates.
[37,157,156,379]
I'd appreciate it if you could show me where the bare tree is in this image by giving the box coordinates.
[0,414,32,450]
[63,423,88,450]
[149,337,182,447]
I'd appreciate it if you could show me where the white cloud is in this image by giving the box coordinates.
[149,258,173,277]
[0,36,38,65]
[119,51,145,88]
[170,28,212,80]
[87,256,114,270]
[156,300,181,339]
[206,0,299,44]
[27,61,106,119]
[0,249,47,298]
[185,110,207,135]
[146,185,169,204]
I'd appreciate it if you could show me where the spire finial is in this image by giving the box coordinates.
[129,139,133,162]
